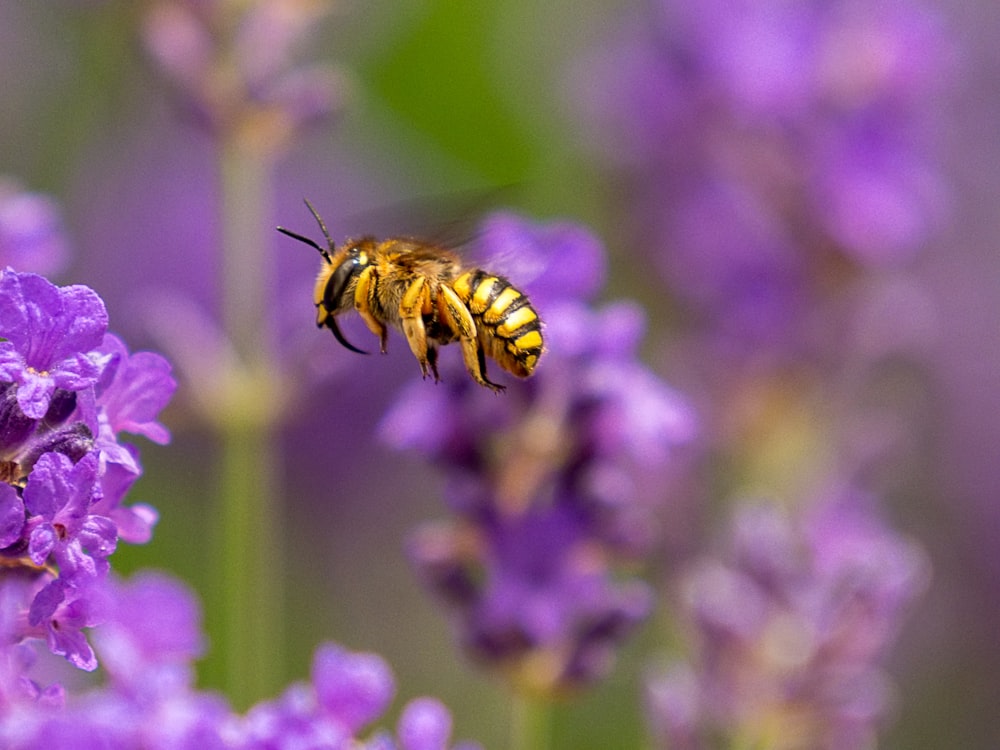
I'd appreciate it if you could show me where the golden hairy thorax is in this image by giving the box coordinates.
[279,201,543,392]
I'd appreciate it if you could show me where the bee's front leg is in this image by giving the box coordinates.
[354,267,388,353]
[399,277,434,380]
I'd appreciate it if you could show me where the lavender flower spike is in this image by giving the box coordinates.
[384,213,696,693]
[647,493,928,749]
[0,270,108,419]
[0,264,175,671]
[142,0,346,148]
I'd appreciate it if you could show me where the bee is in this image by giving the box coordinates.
[277,199,543,392]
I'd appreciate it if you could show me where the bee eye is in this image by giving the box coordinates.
[326,257,362,310]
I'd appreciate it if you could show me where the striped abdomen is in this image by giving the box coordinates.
[452,270,543,377]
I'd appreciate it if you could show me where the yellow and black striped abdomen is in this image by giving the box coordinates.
[453,270,543,378]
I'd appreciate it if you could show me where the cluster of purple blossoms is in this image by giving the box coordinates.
[646,492,927,750]
[0,179,478,745]
[381,213,697,694]
[580,0,949,359]
[0,267,176,673]
[1,571,481,750]
[142,0,346,146]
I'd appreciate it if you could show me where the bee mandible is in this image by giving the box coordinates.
[277,200,543,392]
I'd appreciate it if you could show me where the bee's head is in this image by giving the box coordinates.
[277,199,374,355]
[322,239,374,310]
[311,239,377,355]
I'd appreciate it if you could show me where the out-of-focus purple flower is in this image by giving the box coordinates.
[0,180,69,277]
[1,570,479,748]
[409,509,653,694]
[473,212,607,308]
[312,642,396,733]
[395,697,483,750]
[243,641,479,750]
[382,214,696,693]
[578,0,950,360]
[0,572,230,748]
[646,493,928,749]
[94,571,205,681]
[141,0,347,150]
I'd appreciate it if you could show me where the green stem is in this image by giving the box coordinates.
[218,418,281,707]
[511,693,553,750]
[212,137,284,709]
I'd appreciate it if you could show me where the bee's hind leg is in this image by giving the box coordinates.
[399,277,435,380]
[438,286,505,392]
[426,346,441,383]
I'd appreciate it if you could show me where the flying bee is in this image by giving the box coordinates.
[277,199,543,391]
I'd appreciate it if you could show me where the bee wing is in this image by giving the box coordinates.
[338,184,522,251]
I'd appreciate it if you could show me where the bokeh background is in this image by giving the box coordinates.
[3,0,1000,747]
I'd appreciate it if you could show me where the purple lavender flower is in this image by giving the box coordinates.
[95,571,205,680]
[0,572,231,748]
[4,573,487,748]
[0,270,108,419]
[646,492,928,749]
[0,267,176,671]
[23,452,114,582]
[578,0,950,359]
[0,180,69,277]
[242,640,480,750]
[382,213,696,692]
[80,333,175,544]
[91,333,175,448]
[395,697,485,750]
[141,0,346,147]
[24,577,102,671]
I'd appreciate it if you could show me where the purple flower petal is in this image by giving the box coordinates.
[397,697,452,750]
[0,271,107,417]
[94,334,176,445]
[0,482,25,547]
[23,452,94,520]
[16,377,59,420]
[28,577,66,626]
[77,515,118,559]
[110,503,158,545]
[26,520,56,566]
[312,642,395,731]
[47,620,97,672]
[53,284,110,361]
[475,213,606,307]
[97,572,205,674]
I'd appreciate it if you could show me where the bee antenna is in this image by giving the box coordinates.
[276,225,332,263]
[303,198,336,251]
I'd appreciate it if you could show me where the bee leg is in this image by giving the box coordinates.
[438,285,505,392]
[426,346,441,382]
[399,277,435,380]
[354,267,389,353]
